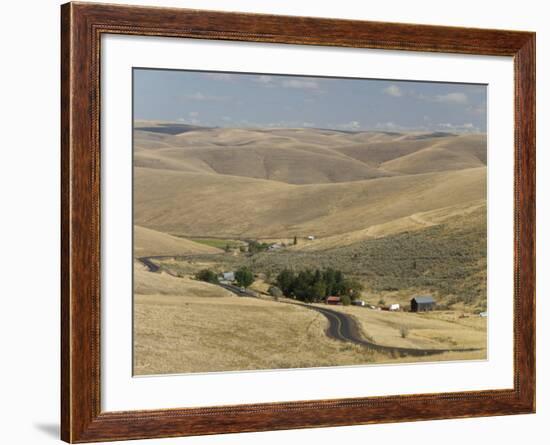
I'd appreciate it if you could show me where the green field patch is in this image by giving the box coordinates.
[188,238,244,250]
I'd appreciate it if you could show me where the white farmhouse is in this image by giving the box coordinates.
[218,271,235,284]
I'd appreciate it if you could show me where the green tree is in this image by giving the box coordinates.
[340,295,351,306]
[195,269,218,284]
[344,279,364,300]
[235,267,254,288]
[276,269,296,295]
[311,281,327,301]
[293,235,298,245]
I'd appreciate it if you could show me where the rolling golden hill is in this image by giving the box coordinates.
[134,165,485,238]
[134,225,222,256]
[134,123,486,184]
[133,122,487,259]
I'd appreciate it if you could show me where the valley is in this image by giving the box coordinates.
[133,121,488,375]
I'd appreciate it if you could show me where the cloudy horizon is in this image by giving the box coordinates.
[134,68,487,133]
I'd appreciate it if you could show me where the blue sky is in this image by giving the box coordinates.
[134,68,486,133]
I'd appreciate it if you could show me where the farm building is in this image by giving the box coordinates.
[388,303,400,311]
[352,300,366,307]
[219,271,235,282]
[326,296,341,305]
[410,295,436,312]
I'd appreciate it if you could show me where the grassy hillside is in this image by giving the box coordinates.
[134,225,222,257]
[291,199,486,250]
[158,204,486,309]
[134,166,485,238]
[133,261,233,297]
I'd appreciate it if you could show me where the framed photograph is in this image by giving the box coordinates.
[61,2,535,442]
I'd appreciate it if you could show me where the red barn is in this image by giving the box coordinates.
[326,296,341,305]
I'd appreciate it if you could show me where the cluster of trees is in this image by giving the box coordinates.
[276,268,363,303]
[194,267,255,288]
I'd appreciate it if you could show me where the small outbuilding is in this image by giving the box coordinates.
[388,303,400,311]
[410,295,436,312]
[326,296,341,305]
[220,271,235,282]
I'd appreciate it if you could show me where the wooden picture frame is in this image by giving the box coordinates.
[61,2,535,442]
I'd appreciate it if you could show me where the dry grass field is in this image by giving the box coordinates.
[134,261,233,297]
[134,225,223,257]
[317,304,486,353]
[134,268,383,375]
[134,265,485,375]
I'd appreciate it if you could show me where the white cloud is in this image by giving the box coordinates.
[412,91,470,106]
[281,79,320,90]
[177,117,201,125]
[375,121,397,129]
[374,122,429,132]
[338,121,361,130]
[437,122,477,132]
[434,92,468,104]
[383,85,403,97]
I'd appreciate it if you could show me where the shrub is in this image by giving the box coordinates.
[195,269,218,284]
[235,267,254,288]
[248,240,270,254]
[268,286,283,299]
[340,295,351,306]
